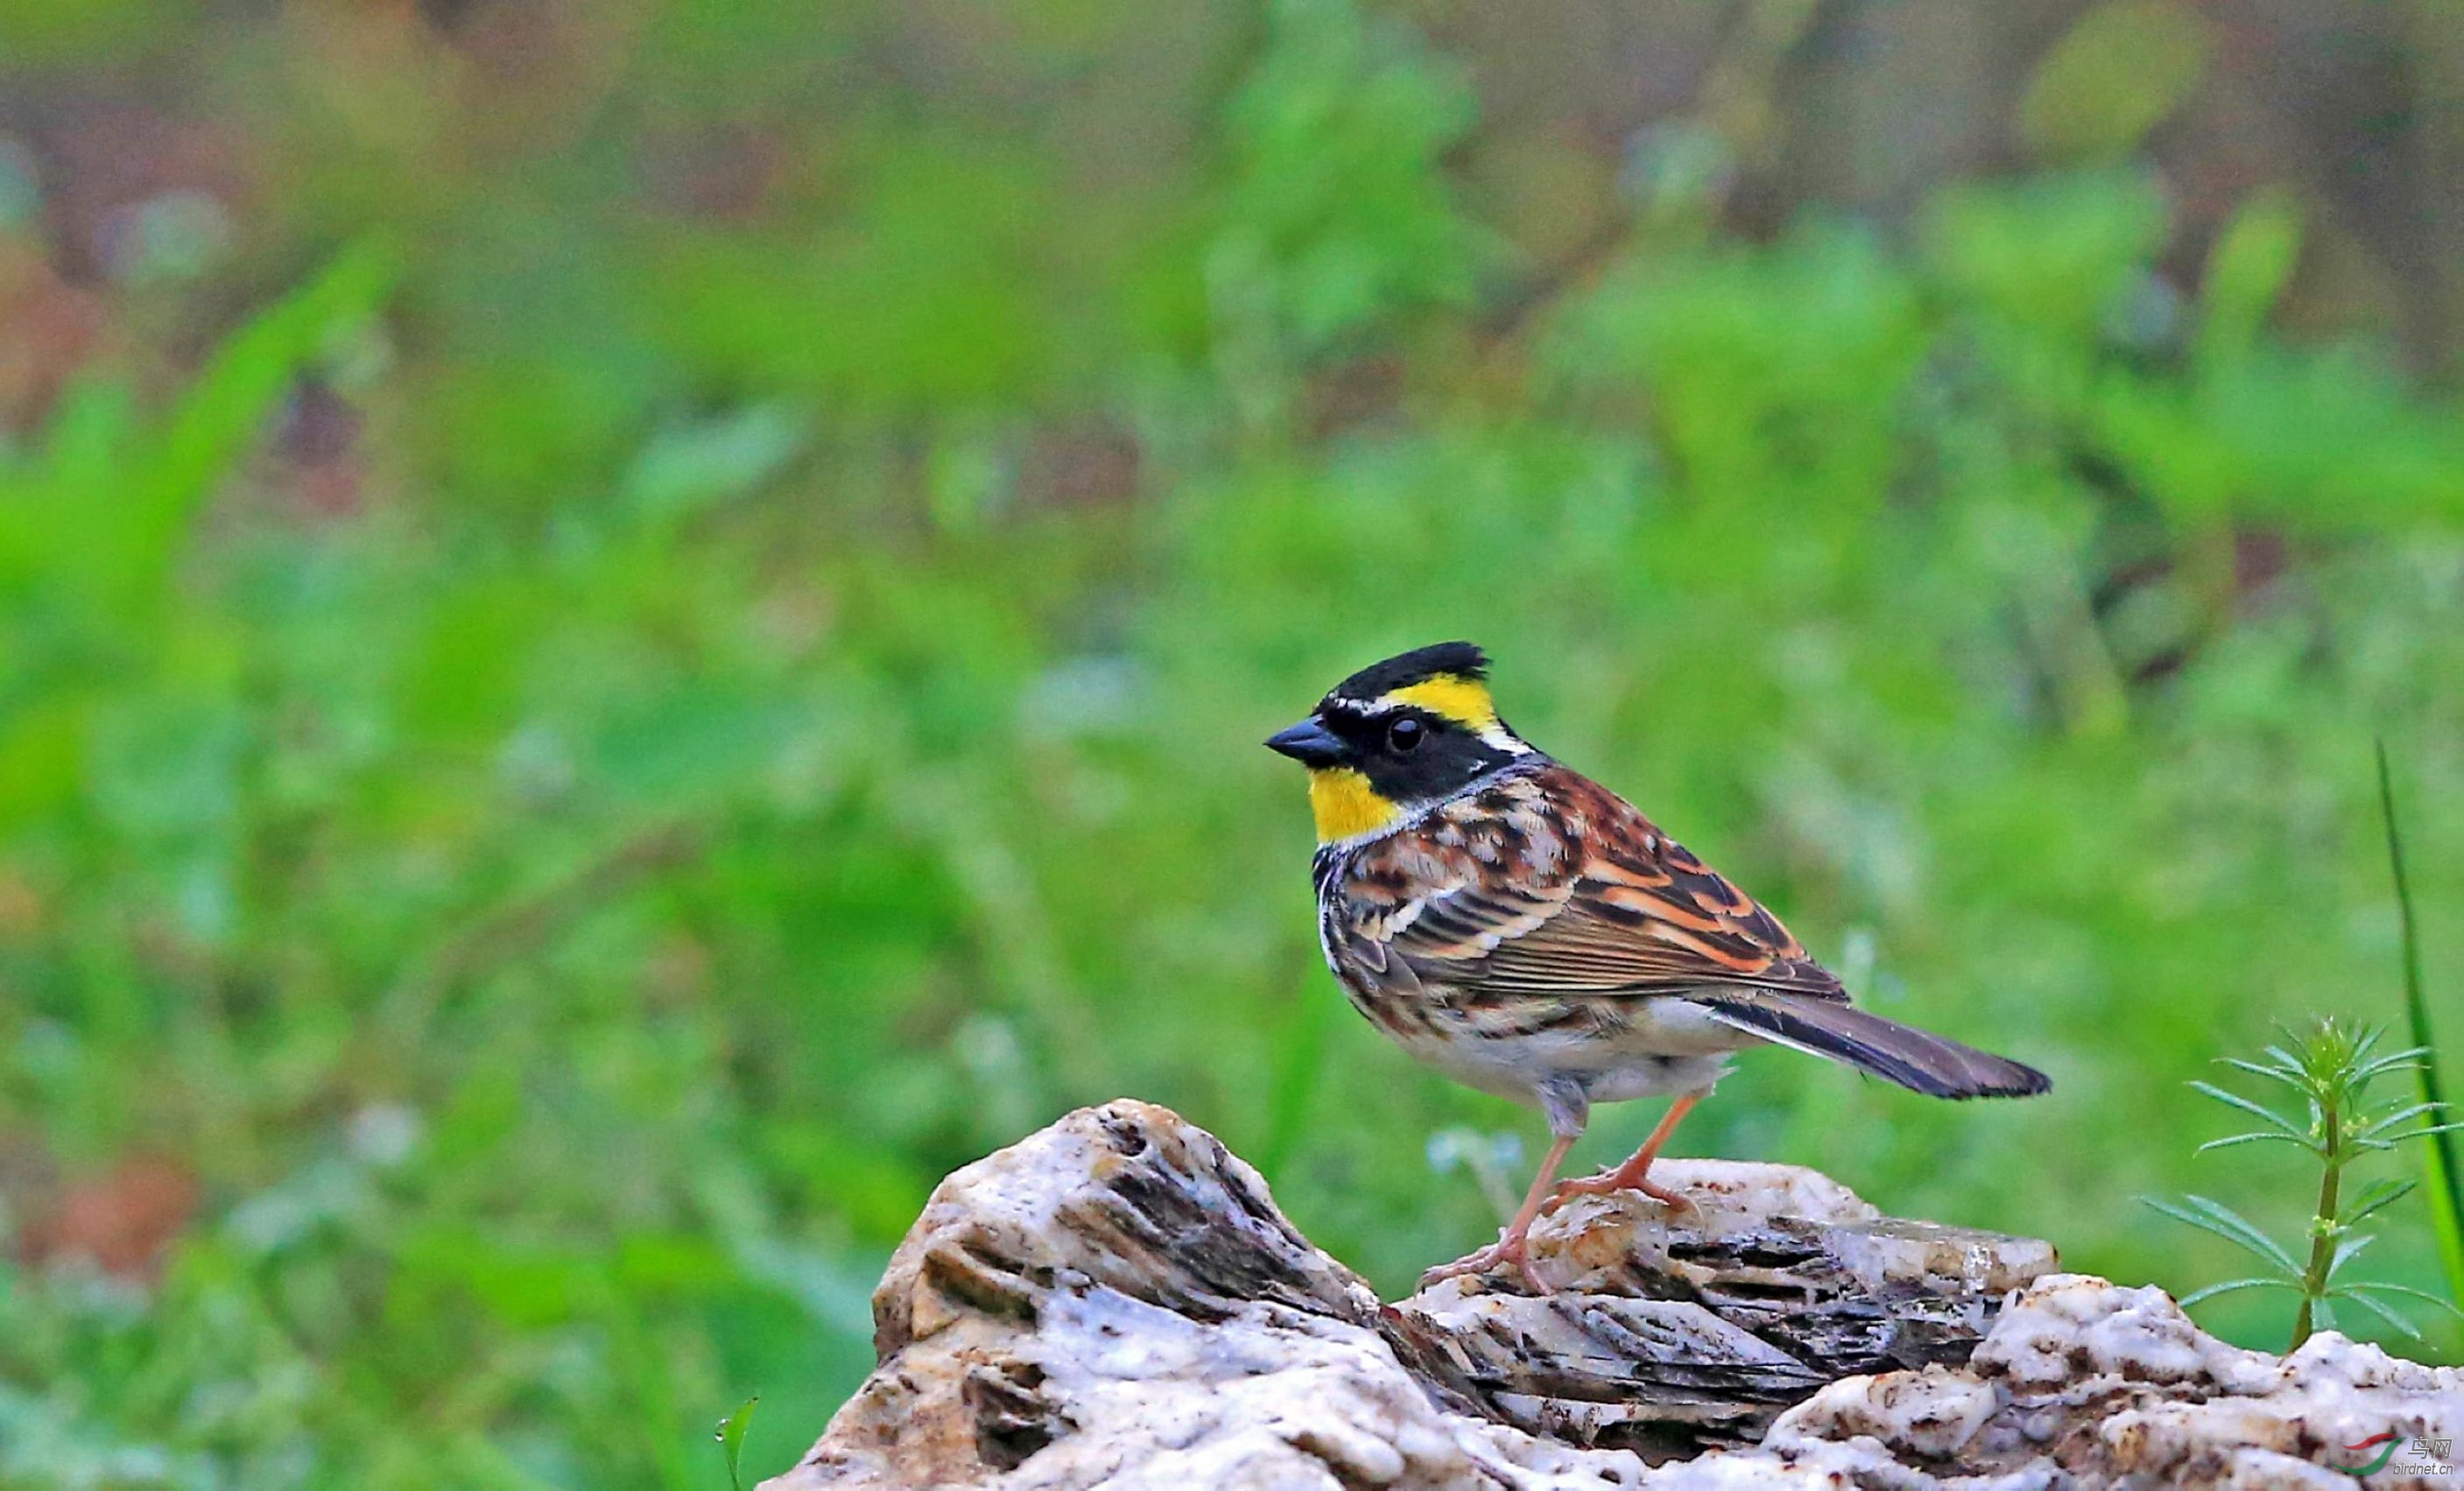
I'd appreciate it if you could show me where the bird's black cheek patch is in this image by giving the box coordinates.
[1356,733,1514,805]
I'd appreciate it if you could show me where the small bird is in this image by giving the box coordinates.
[1266,643,2048,1291]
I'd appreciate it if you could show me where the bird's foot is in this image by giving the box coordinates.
[1543,1168,1696,1215]
[1418,1229,1548,1296]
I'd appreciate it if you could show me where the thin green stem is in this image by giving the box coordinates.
[2292,1094,2342,1351]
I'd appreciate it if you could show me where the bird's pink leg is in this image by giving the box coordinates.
[1419,1131,1577,1295]
[1546,1093,1701,1211]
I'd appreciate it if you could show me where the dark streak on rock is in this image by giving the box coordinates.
[963,1361,1061,1471]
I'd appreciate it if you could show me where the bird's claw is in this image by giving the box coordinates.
[1542,1170,1696,1216]
[1418,1233,1550,1296]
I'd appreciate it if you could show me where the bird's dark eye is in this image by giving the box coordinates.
[1388,717,1425,752]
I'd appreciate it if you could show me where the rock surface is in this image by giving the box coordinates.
[770,1101,2461,1490]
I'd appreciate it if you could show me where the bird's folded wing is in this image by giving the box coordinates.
[1370,843,1848,1003]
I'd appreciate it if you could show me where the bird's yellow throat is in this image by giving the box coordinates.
[1307,767,1402,842]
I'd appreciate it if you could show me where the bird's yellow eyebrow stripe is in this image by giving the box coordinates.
[1381,676,1498,729]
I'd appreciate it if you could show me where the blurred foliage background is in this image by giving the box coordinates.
[2,0,2462,1485]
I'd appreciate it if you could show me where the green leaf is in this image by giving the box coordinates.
[2021,0,2211,163]
[2358,1101,2442,1136]
[2326,1232,2376,1283]
[2258,1044,2310,1075]
[716,1394,760,1491]
[2353,1047,2432,1084]
[0,239,398,630]
[623,402,807,523]
[2178,1276,2296,1307]
[2378,741,2464,1312]
[2337,1177,2417,1230]
[134,237,398,594]
[2194,1132,2309,1154]
[2221,1056,2310,1094]
[2187,1080,2306,1137]
[2342,1281,2464,1319]
[2362,1113,2460,1147]
[1925,170,2165,341]
[2330,1286,2425,1340]
[2143,1195,2302,1275]
[2196,188,2301,369]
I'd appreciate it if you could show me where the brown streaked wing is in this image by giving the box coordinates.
[1444,889,1848,1002]
[1378,882,1573,963]
[1371,764,1848,1004]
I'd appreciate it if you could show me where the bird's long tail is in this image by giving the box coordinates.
[1693,991,2051,1099]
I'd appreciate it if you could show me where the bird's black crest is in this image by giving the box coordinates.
[1327,642,1490,703]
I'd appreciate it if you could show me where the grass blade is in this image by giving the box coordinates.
[717,1394,760,1491]
[2377,739,2464,1307]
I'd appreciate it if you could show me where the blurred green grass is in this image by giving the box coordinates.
[2,1,2462,1486]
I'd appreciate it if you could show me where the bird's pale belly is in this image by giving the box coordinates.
[1347,977,1764,1108]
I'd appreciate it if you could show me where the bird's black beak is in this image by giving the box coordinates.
[1265,716,1346,767]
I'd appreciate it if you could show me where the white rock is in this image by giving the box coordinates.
[769,1101,2462,1491]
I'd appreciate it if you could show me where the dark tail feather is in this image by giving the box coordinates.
[1695,993,2051,1099]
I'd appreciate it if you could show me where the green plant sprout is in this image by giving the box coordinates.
[716,1396,760,1491]
[2148,1017,2461,1350]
